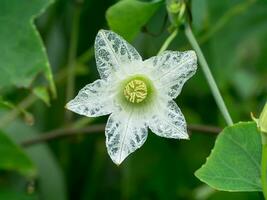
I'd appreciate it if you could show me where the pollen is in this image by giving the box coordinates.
[123,79,148,103]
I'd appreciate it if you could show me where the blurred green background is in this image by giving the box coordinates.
[0,0,267,199]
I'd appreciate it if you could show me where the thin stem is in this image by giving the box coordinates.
[157,29,178,55]
[188,124,221,135]
[21,124,105,147]
[185,24,233,126]
[179,0,257,50]
[262,133,267,199]
[262,144,267,199]
[65,4,81,122]
[20,123,221,147]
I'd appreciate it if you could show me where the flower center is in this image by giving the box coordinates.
[123,79,148,103]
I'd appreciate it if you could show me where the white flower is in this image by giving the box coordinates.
[66,30,197,165]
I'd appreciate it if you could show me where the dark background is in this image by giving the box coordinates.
[1,0,267,199]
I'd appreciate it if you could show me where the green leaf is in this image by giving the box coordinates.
[0,130,36,177]
[106,0,163,41]
[0,0,56,97]
[195,122,262,192]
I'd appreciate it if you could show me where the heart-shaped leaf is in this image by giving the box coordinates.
[195,122,262,192]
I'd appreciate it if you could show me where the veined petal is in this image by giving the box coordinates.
[95,30,142,80]
[145,50,197,99]
[148,100,188,139]
[105,110,148,165]
[66,79,115,117]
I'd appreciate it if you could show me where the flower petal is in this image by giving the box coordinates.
[148,100,188,139]
[95,30,142,79]
[145,50,197,99]
[105,110,148,165]
[66,79,115,117]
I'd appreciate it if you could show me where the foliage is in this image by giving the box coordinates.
[195,122,262,192]
[0,0,56,96]
[0,0,267,199]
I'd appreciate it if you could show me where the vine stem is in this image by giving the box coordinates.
[157,29,178,55]
[261,133,267,199]
[185,24,233,126]
[262,144,267,199]
[20,123,221,147]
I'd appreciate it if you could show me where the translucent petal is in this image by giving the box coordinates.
[148,100,188,139]
[66,79,115,117]
[144,50,197,99]
[95,30,142,79]
[105,110,148,165]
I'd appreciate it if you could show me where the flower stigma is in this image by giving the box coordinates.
[123,79,148,104]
